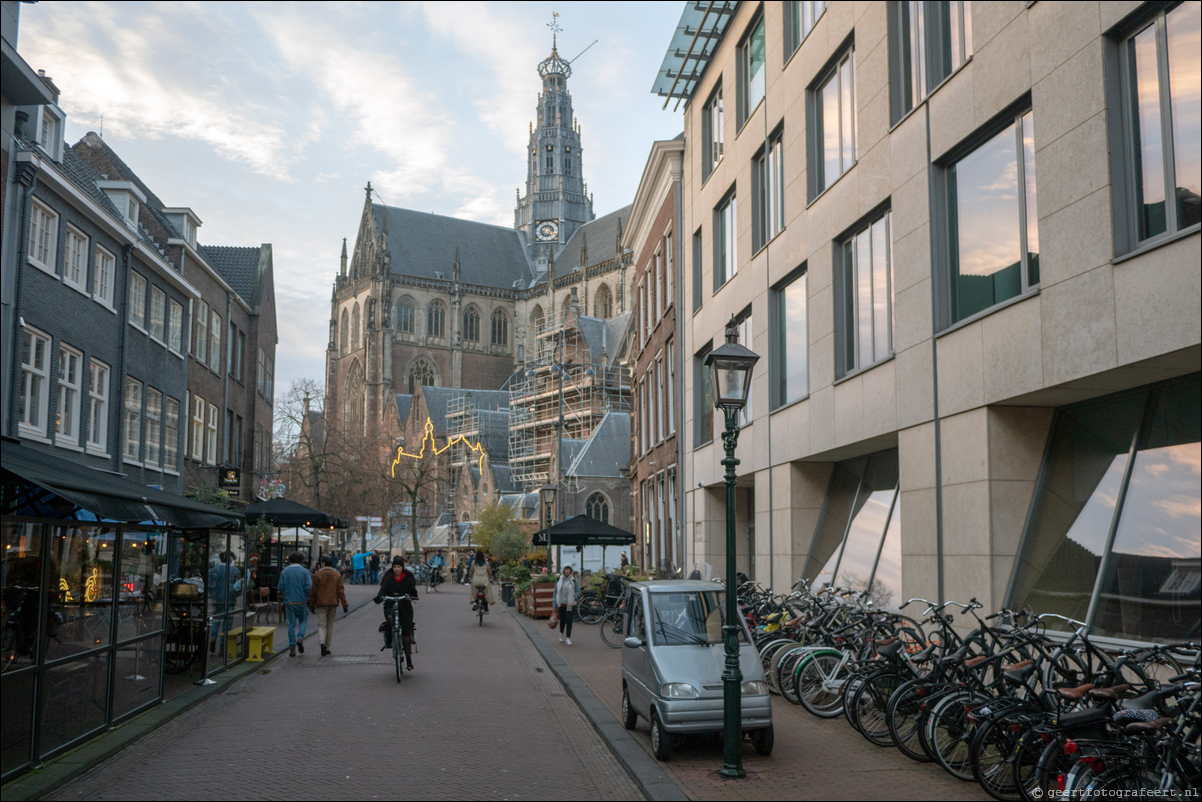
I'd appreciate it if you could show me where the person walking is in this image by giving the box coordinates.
[278,552,312,656]
[553,566,580,645]
[620,552,629,569]
[369,551,381,585]
[308,554,348,657]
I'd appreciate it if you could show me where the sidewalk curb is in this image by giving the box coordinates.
[0,596,376,802]
[508,607,688,802]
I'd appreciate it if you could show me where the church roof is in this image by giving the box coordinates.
[394,394,413,425]
[567,412,631,479]
[373,204,534,290]
[576,310,632,365]
[556,205,631,272]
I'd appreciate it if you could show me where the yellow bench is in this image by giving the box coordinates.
[246,626,276,662]
[225,627,244,661]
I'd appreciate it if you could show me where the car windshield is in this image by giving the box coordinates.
[648,590,746,646]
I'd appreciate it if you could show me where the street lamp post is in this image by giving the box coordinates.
[704,316,759,780]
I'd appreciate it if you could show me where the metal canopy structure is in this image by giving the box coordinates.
[651,1,738,108]
[533,514,636,547]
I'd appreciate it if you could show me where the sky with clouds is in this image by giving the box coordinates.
[18,1,686,392]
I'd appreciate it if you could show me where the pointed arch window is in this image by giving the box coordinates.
[407,358,437,395]
[595,283,613,319]
[491,309,509,346]
[351,303,361,349]
[345,360,365,431]
[397,296,416,334]
[339,309,349,354]
[427,300,445,338]
[586,492,610,525]
[463,305,481,342]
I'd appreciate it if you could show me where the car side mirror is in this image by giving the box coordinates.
[623,636,644,649]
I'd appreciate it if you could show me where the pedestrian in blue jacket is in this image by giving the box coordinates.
[278,552,312,656]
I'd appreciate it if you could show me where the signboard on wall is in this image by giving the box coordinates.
[220,468,241,497]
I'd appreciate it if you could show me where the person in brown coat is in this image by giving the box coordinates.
[308,554,349,656]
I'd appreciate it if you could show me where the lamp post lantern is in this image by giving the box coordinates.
[703,316,759,780]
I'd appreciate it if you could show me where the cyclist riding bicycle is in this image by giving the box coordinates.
[468,551,495,613]
[374,556,417,671]
[428,549,446,587]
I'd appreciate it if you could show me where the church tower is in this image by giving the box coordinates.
[515,21,595,263]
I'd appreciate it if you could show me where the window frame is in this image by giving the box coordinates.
[208,311,222,372]
[27,199,58,276]
[123,377,143,464]
[713,189,738,292]
[18,325,52,439]
[888,1,974,126]
[206,403,219,465]
[491,308,509,346]
[771,265,810,409]
[1106,1,1202,256]
[932,101,1039,331]
[734,310,754,427]
[702,84,725,182]
[87,358,110,455]
[694,342,715,449]
[92,246,115,309]
[463,304,481,343]
[149,286,167,342]
[692,229,703,312]
[753,127,786,253]
[807,38,857,201]
[63,225,89,294]
[167,299,184,353]
[163,396,180,472]
[737,12,767,131]
[427,300,445,338]
[784,1,828,59]
[191,394,205,461]
[144,388,162,469]
[55,344,84,448]
[398,296,416,334]
[835,208,894,379]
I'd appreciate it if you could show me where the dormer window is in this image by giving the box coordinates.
[21,103,66,161]
[162,207,202,248]
[127,196,140,225]
[39,109,54,150]
[97,181,148,230]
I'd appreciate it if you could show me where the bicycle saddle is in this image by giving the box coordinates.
[1088,684,1132,701]
[909,643,937,663]
[1057,683,1096,701]
[1121,685,1180,711]
[1123,716,1173,734]
[1002,662,1038,684]
[964,655,990,668]
[876,640,905,657]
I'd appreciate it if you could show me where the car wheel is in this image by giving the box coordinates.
[621,686,638,730]
[751,724,774,756]
[650,709,673,761]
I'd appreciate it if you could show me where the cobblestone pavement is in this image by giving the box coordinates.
[49,584,642,801]
[527,610,987,801]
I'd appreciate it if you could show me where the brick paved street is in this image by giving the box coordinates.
[526,609,988,801]
[47,584,642,801]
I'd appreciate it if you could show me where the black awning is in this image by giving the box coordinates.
[241,498,346,529]
[1,439,243,529]
[533,514,637,547]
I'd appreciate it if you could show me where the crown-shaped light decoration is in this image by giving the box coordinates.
[538,12,572,78]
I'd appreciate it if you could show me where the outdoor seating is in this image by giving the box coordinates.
[224,626,244,660]
[245,626,276,662]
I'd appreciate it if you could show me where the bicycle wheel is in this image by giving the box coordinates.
[600,611,624,648]
[886,677,930,761]
[843,672,868,732]
[971,716,1023,801]
[577,596,605,625]
[928,691,976,781]
[795,651,847,718]
[394,627,403,683]
[774,644,810,702]
[855,670,905,747]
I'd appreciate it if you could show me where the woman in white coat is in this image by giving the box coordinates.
[553,566,580,644]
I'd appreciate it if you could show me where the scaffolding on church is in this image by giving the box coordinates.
[508,315,631,488]
[445,391,510,471]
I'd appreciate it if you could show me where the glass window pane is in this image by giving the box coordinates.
[856,230,874,369]
[1167,2,1201,229]
[1011,392,1148,633]
[835,488,896,591]
[840,55,856,169]
[117,531,168,642]
[1130,24,1167,239]
[1093,376,1201,643]
[806,460,868,589]
[1,670,35,776]
[38,652,110,756]
[872,498,903,610]
[748,20,766,110]
[112,634,162,719]
[871,215,891,360]
[2,523,43,673]
[822,76,840,187]
[1022,112,1040,285]
[953,122,1023,321]
[782,273,808,403]
[46,526,115,661]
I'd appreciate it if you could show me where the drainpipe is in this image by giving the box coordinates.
[223,291,231,468]
[924,102,945,604]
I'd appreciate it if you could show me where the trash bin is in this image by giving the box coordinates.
[501,582,514,606]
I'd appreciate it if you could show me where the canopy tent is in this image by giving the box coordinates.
[533,515,636,547]
[240,498,347,529]
[2,438,242,528]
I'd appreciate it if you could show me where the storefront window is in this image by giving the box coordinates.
[165,534,207,680]
[2,523,43,672]
[1010,374,1201,643]
[117,530,168,642]
[1,670,35,776]
[46,526,115,661]
[38,651,109,756]
[111,634,163,719]
[207,533,247,671]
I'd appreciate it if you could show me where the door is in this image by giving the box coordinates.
[624,588,651,714]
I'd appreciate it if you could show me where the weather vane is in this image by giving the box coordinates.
[548,11,561,46]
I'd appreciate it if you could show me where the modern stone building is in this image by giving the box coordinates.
[657,0,1199,643]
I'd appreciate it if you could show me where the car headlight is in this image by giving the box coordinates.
[661,683,698,699]
[741,681,768,696]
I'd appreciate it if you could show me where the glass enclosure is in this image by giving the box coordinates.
[1010,374,1200,642]
[805,449,901,609]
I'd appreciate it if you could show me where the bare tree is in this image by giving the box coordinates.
[389,435,450,559]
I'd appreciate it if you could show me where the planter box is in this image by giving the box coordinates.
[526,584,555,619]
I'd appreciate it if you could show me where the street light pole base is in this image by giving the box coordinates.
[718,766,746,779]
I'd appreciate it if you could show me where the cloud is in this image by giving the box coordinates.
[21,3,296,179]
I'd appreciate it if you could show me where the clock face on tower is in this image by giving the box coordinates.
[536,220,559,242]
